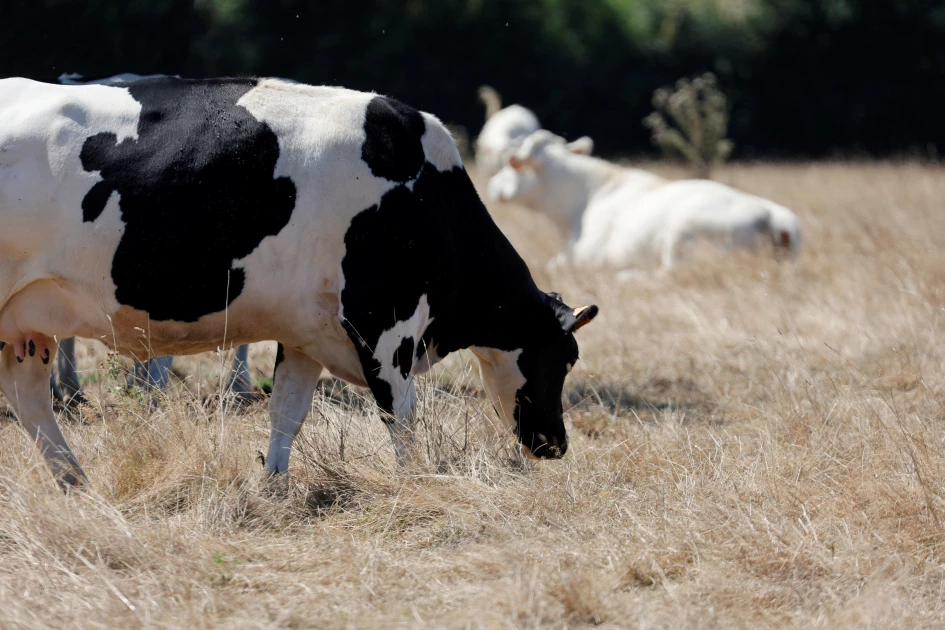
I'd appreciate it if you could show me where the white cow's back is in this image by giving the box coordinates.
[570,168,666,266]
[602,179,796,268]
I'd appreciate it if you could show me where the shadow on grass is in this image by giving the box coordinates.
[314,376,482,409]
[565,376,717,424]
[303,476,360,516]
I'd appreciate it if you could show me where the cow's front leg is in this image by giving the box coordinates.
[227,344,254,400]
[382,377,418,464]
[0,335,87,488]
[343,296,430,463]
[265,344,323,475]
[362,347,419,464]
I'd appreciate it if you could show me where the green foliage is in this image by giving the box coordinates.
[644,73,733,178]
[603,0,768,50]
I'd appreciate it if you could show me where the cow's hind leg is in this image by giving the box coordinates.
[227,344,254,401]
[265,344,323,475]
[56,337,85,404]
[50,371,64,404]
[129,355,173,391]
[0,335,87,488]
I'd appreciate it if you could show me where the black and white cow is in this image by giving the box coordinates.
[0,77,598,488]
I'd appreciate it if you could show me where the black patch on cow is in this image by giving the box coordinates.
[81,181,114,223]
[415,338,428,360]
[393,337,414,380]
[0,341,5,351]
[79,78,297,322]
[360,96,426,183]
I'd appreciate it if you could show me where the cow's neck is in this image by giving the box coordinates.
[541,154,625,238]
[435,265,547,357]
[424,181,549,356]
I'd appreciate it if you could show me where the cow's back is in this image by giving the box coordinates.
[572,169,666,267]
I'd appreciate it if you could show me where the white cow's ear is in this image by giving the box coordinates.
[508,155,534,170]
[566,136,594,155]
[509,148,544,170]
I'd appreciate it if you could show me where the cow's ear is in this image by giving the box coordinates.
[545,292,599,333]
[509,155,537,170]
[569,304,599,332]
[566,136,594,155]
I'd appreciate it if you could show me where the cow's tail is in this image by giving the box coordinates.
[58,72,86,85]
[766,203,802,257]
[478,85,502,120]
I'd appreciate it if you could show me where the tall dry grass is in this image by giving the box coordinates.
[2,162,945,628]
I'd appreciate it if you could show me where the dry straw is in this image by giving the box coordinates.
[2,162,945,627]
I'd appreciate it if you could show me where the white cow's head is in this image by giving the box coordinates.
[487,130,593,206]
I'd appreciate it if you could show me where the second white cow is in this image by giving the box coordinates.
[474,86,541,179]
[488,130,801,272]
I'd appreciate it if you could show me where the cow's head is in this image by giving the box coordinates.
[474,292,598,459]
[487,130,594,205]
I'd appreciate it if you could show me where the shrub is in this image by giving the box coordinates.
[643,72,733,178]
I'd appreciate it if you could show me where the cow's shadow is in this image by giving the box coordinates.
[302,468,360,517]
[564,376,716,423]
[312,375,716,424]
[312,376,483,410]
[311,377,377,411]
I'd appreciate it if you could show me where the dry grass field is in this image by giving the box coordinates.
[2,161,945,628]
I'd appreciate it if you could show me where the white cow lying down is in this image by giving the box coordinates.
[488,130,802,271]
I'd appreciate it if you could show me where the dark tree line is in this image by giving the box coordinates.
[4,0,945,158]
